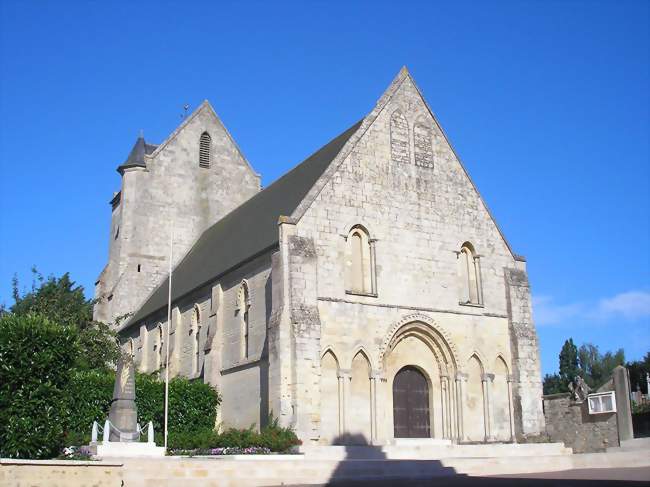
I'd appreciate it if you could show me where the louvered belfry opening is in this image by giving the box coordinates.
[199,132,211,168]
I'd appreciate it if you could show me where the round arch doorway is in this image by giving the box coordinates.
[393,366,431,438]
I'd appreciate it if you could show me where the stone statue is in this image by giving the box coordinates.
[568,375,591,403]
[107,353,139,441]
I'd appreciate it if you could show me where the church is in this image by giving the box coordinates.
[94,67,545,445]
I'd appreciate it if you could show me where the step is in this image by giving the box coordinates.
[299,442,572,460]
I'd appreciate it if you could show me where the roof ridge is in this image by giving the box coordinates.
[121,119,362,330]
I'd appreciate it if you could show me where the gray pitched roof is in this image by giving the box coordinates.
[117,137,158,174]
[125,119,362,328]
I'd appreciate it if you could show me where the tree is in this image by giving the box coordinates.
[627,352,650,395]
[543,373,564,395]
[577,343,625,389]
[559,338,580,388]
[10,269,120,370]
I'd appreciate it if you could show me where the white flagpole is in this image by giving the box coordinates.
[164,222,173,451]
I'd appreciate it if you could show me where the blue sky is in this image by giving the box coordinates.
[0,1,648,375]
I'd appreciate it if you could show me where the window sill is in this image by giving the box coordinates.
[345,290,378,298]
[459,301,484,308]
[221,355,263,375]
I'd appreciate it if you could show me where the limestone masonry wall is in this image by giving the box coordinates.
[543,393,619,453]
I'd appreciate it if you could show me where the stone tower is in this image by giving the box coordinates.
[94,101,260,326]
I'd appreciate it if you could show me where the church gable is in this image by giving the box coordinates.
[147,101,259,181]
[293,68,519,313]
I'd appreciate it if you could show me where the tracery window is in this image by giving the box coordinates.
[458,242,483,305]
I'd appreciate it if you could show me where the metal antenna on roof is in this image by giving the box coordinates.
[180,104,190,119]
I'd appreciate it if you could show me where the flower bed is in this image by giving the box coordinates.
[57,445,94,461]
[168,446,272,456]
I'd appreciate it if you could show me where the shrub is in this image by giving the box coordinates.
[167,428,219,450]
[65,369,114,435]
[0,314,78,459]
[166,417,300,453]
[62,371,220,444]
[258,416,302,452]
[135,375,221,435]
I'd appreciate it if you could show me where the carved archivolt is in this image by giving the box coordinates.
[378,313,461,373]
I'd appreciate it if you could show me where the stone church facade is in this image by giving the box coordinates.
[95,68,545,445]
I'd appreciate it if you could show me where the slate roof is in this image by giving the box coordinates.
[125,119,362,328]
[117,136,158,174]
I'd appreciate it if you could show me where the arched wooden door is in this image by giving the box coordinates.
[393,366,430,438]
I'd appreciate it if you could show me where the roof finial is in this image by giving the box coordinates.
[139,129,144,138]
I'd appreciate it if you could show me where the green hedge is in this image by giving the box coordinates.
[63,370,220,443]
[167,418,301,453]
[0,314,79,459]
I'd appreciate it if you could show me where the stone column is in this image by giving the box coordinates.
[339,369,351,437]
[337,372,346,436]
[455,372,468,442]
[482,373,495,441]
[370,373,379,444]
[440,375,451,439]
[507,374,516,442]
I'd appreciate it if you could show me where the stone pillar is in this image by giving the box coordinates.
[507,374,516,442]
[267,222,295,430]
[339,369,351,437]
[613,365,634,442]
[287,233,322,443]
[455,372,468,442]
[370,374,378,444]
[440,375,448,439]
[337,373,346,436]
[482,373,495,441]
[504,265,545,439]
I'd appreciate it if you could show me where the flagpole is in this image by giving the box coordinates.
[164,222,173,451]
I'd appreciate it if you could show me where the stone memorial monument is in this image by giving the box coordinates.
[108,353,139,441]
[88,353,165,458]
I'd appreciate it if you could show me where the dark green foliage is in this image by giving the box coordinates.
[0,314,79,459]
[542,373,565,395]
[578,343,625,389]
[135,375,221,435]
[10,269,120,370]
[627,352,650,395]
[61,370,220,445]
[11,270,91,329]
[166,419,301,453]
[559,338,580,388]
[168,428,219,450]
[65,370,114,435]
[257,416,302,452]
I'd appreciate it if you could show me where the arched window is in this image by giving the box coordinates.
[199,132,211,168]
[345,225,376,296]
[458,242,483,305]
[191,305,201,374]
[236,281,251,360]
[156,324,164,370]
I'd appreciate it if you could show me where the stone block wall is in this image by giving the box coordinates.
[95,102,261,325]
[543,393,619,453]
